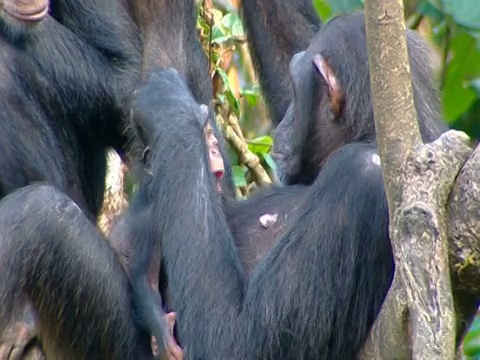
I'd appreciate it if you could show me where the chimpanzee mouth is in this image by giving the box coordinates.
[4,1,49,22]
[214,170,224,194]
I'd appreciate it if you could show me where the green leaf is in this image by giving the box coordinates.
[224,13,245,37]
[313,0,333,22]
[215,69,240,114]
[262,153,277,171]
[240,88,259,107]
[464,329,480,356]
[247,135,273,155]
[426,0,444,12]
[418,0,445,22]
[211,24,227,43]
[232,165,247,187]
[442,31,480,122]
[443,0,480,30]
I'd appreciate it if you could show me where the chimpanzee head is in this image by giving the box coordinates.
[130,68,225,192]
[272,11,447,185]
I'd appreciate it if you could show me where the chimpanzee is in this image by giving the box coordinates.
[0,9,447,360]
[108,0,230,352]
[227,10,448,274]
[0,71,218,359]
[240,0,322,125]
[0,0,141,219]
[271,12,447,186]
[127,12,451,360]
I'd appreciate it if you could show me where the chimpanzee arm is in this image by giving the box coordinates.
[109,185,176,358]
[133,69,393,359]
[240,0,321,125]
[49,0,140,69]
[244,143,393,359]
[46,0,141,150]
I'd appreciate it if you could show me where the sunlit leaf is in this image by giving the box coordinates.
[247,135,273,154]
[313,0,333,22]
[464,328,480,356]
[221,12,245,37]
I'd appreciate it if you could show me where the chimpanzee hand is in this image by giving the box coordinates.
[151,312,184,360]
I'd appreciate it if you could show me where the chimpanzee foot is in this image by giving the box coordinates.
[0,302,41,360]
[151,312,184,360]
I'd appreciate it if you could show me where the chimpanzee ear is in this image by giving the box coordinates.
[312,54,343,118]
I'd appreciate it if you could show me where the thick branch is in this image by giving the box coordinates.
[364,0,421,214]
[393,131,470,358]
[364,0,473,357]
[448,145,480,292]
[361,132,473,359]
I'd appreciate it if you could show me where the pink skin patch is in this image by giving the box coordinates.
[3,0,49,22]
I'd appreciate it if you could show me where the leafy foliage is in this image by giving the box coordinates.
[197,2,275,196]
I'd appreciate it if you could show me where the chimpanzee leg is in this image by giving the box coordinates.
[0,185,154,360]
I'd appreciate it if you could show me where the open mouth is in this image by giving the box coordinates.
[4,1,49,22]
[214,170,224,194]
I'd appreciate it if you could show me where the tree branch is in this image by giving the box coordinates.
[364,0,469,357]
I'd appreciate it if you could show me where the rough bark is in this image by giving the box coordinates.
[361,132,472,359]
[363,0,474,358]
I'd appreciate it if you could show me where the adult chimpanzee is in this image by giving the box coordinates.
[0,72,219,360]
[240,0,322,125]
[271,12,446,186]
[128,13,450,360]
[227,10,448,274]
[0,0,140,219]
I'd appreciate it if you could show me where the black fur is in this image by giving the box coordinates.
[126,0,234,197]
[240,0,322,125]
[273,11,448,185]
[0,0,141,218]
[0,185,153,360]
